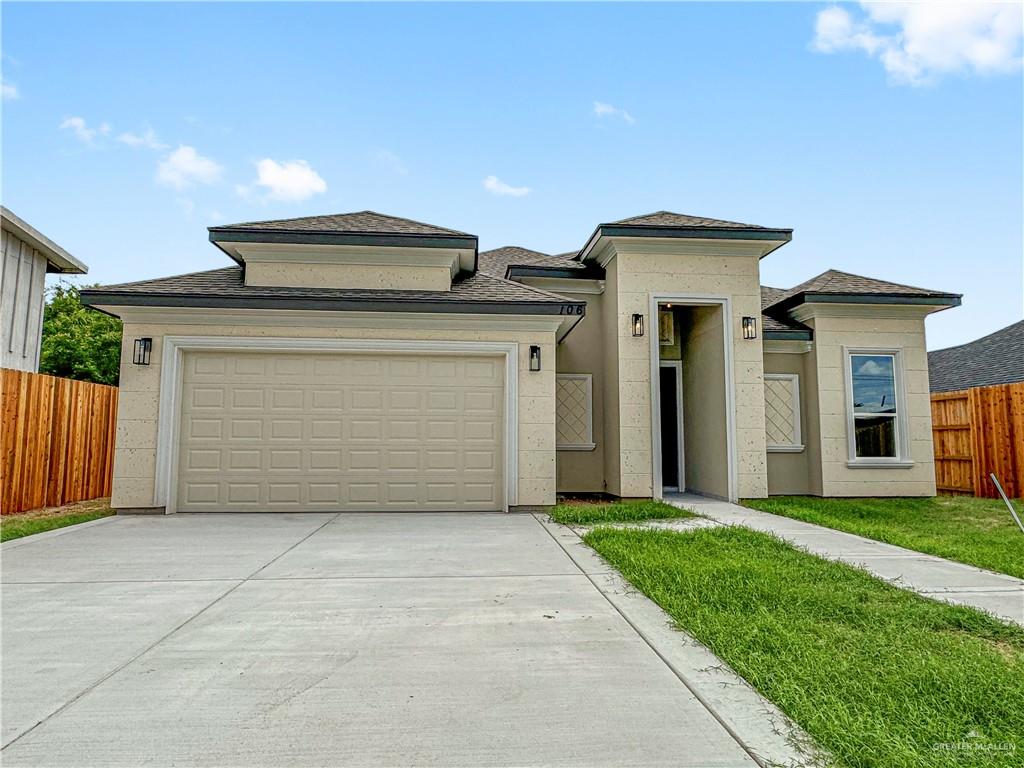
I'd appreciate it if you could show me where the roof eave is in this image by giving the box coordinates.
[770,292,963,314]
[505,264,606,281]
[1,206,88,274]
[577,223,793,262]
[78,290,584,317]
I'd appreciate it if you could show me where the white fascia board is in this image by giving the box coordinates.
[1,206,87,274]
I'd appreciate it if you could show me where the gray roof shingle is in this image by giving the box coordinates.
[478,246,585,277]
[610,211,772,230]
[928,320,1024,392]
[764,269,959,311]
[211,210,472,237]
[761,286,812,337]
[80,266,581,314]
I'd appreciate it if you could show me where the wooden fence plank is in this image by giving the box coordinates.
[0,368,119,514]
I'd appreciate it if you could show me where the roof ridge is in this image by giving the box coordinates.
[930,318,1024,354]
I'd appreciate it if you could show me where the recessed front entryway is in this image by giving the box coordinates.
[176,349,505,512]
[651,297,735,501]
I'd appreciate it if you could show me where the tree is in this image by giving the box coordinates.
[39,283,122,385]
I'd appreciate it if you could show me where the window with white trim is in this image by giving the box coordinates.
[844,349,909,464]
[764,374,802,452]
[556,374,595,451]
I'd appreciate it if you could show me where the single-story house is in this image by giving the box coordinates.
[1,207,88,372]
[81,210,960,513]
[928,319,1024,393]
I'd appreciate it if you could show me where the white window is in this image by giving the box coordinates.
[764,373,803,452]
[556,374,595,451]
[843,348,912,467]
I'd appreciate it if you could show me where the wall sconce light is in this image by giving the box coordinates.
[133,337,153,366]
[529,345,541,372]
[742,317,757,340]
[631,313,645,337]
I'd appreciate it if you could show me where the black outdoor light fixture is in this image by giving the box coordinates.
[529,345,542,372]
[742,316,757,340]
[133,337,153,366]
[631,313,645,337]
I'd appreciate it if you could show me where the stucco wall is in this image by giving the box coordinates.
[1,229,48,372]
[555,289,606,493]
[679,305,729,498]
[245,262,452,292]
[763,350,814,495]
[111,319,557,511]
[801,308,937,497]
[611,241,768,499]
[602,259,623,496]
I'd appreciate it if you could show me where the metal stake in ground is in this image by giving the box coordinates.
[990,473,1024,534]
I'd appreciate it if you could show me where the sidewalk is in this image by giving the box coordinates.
[664,494,1024,626]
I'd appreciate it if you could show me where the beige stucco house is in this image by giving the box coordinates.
[82,210,960,513]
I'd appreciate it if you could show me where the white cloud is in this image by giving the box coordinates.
[59,116,110,144]
[2,79,18,100]
[240,158,328,202]
[483,175,530,198]
[593,101,635,124]
[856,359,888,376]
[373,149,408,175]
[118,127,167,150]
[156,145,223,189]
[812,2,1024,85]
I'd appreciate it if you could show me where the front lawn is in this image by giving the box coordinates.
[1,499,114,542]
[742,496,1024,580]
[549,498,695,525]
[585,525,1024,768]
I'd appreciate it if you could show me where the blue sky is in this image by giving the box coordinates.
[3,1,1021,350]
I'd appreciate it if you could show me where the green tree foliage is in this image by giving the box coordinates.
[39,283,122,385]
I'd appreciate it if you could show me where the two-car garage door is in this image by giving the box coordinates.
[176,350,504,512]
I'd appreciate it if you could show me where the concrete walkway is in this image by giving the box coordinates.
[1,512,814,768]
[664,494,1024,626]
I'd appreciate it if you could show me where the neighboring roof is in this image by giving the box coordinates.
[764,269,961,313]
[577,210,793,262]
[610,211,772,230]
[80,266,584,316]
[211,210,472,237]
[478,246,592,278]
[760,286,813,340]
[928,320,1024,393]
[0,206,87,274]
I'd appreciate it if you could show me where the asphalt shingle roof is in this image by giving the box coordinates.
[609,211,773,230]
[81,266,578,311]
[928,320,1024,393]
[764,269,959,311]
[760,286,812,336]
[478,246,585,277]
[211,210,472,237]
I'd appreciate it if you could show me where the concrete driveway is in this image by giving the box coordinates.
[2,513,760,767]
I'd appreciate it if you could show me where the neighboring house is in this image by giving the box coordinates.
[928,320,1024,393]
[81,210,960,513]
[1,207,88,372]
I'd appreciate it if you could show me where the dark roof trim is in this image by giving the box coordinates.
[763,328,813,341]
[208,229,480,272]
[80,290,585,317]
[505,264,605,280]
[771,291,962,313]
[577,223,793,262]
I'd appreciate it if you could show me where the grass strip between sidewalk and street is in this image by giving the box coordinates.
[584,525,1024,768]
[742,495,1024,580]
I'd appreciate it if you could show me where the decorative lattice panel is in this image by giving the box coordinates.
[556,376,593,447]
[764,377,798,446]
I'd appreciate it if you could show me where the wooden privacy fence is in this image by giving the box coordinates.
[931,382,1024,498]
[1,369,118,514]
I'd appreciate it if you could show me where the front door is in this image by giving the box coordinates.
[659,363,683,491]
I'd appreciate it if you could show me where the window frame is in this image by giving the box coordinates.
[555,373,596,451]
[764,373,803,453]
[842,347,913,468]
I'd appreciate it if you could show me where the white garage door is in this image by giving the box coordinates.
[176,350,504,512]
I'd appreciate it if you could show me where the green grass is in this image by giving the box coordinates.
[584,525,1024,768]
[548,498,695,525]
[742,496,1024,579]
[1,509,113,542]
